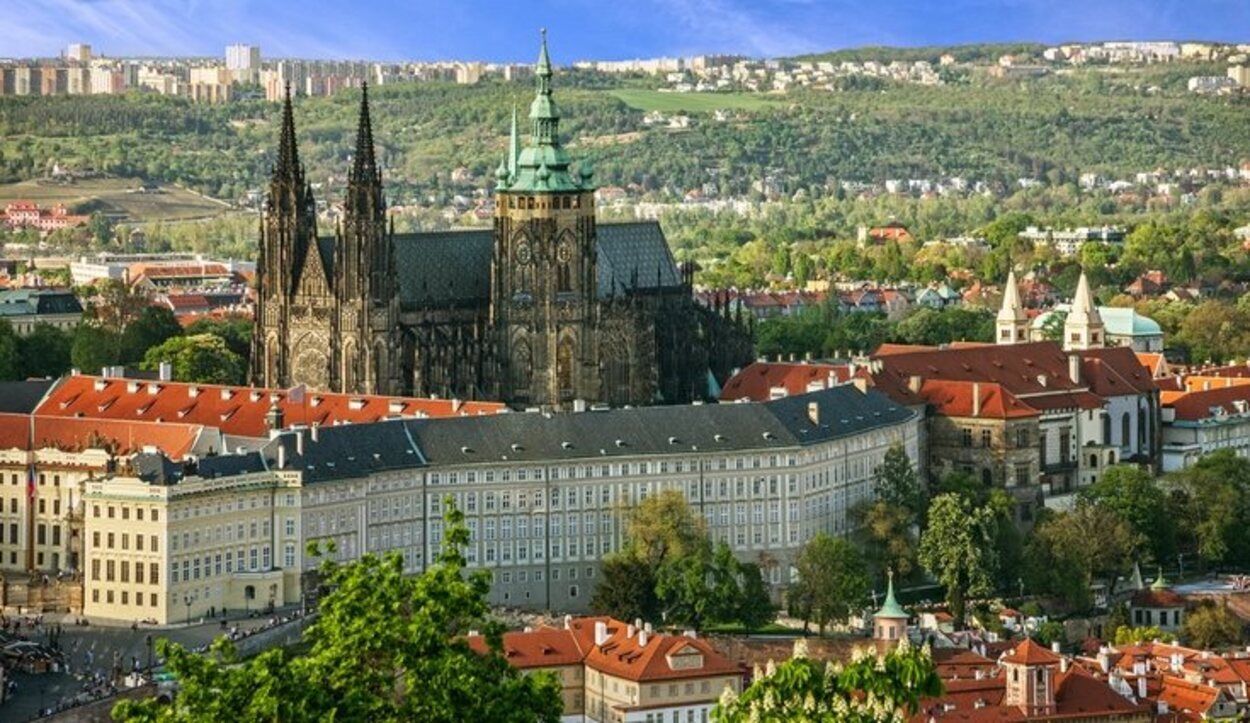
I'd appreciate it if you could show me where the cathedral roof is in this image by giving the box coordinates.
[390,221,681,308]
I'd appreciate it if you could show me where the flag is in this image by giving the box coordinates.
[288,384,306,405]
[27,463,36,502]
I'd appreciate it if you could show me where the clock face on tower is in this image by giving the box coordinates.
[515,242,532,265]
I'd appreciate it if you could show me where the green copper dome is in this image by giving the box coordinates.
[875,572,908,620]
[1151,567,1168,591]
[499,29,593,194]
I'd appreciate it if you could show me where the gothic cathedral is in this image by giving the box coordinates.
[251,33,752,408]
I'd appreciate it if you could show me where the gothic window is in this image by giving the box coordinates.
[557,337,574,400]
[1121,413,1130,449]
[557,264,571,293]
[512,341,532,397]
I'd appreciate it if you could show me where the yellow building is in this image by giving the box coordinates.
[83,462,302,625]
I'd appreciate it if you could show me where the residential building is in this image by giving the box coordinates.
[75,383,920,622]
[65,44,91,63]
[1128,572,1185,633]
[1018,226,1125,257]
[1159,381,1250,471]
[225,44,261,72]
[469,616,740,723]
[0,289,82,335]
[1,202,89,232]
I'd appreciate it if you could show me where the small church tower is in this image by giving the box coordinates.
[996,269,1029,345]
[873,571,909,649]
[1063,270,1104,351]
[1002,639,1060,715]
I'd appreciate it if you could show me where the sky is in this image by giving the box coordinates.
[5,0,1250,62]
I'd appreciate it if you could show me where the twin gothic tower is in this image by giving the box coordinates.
[251,33,753,407]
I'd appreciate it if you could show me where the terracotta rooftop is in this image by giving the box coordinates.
[720,361,853,402]
[0,412,204,460]
[1001,638,1061,666]
[34,375,506,440]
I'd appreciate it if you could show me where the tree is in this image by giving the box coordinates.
[1183,602,1244,650]
[1032,620,1067,648]
[185,317,253,361]
[84,280,150,363]
[788,534,870,635]
[18,323,72,379]
[873,443,924,521]
[852,500,918,580]
[919,494,997,626]
[1103,603,1130,645]
[656,541,773,631]
[712,639,943,722]
[1168,450,1250,569]
[122,306,183,365]
[589,555,660,624]
[1079,465,1175,562]
[1024,505,1134,612]
[623,489,709,567]
[0,320,20,381]
[113,499,562,722]
[1114,626,1175,645]
[140,334,245,385]
[70,323,119,375]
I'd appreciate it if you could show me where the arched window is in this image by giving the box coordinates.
[557,337,575,400]
[1120,413,1131,449]
[1102,413,1111,445]
[511,341,532,398]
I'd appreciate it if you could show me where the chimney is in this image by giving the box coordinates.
[1051,641,1061,654]
[594,621,608,647]
[627,623,636,639]
[1069,354,1082,385]
[277,443,287,470]
[159,361,172,381]
[807,401,820,425]
[908,375,923,394]
[310,424,319,443]
[1137,676,1147,700]
[564,614,572,630]
[638,629,648,647]
[972,382,981,417]
[1060,657,1069,673]
[644,622,653,635]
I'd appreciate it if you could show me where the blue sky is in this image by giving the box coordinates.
[6,0,1250,61]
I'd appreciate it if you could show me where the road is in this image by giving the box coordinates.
[1,611,287,721]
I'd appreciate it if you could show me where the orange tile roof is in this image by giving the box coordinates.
[915,380,1038,420]
[466,627,585,669]
[1001,638,1061,666]
[570,618,739,683]
[720,361,853,402]
[913,664,1147,722]
[1161,384,1250,422]
[0,412,202,459]
[1156,675,1219,718]
[35,375,506,440]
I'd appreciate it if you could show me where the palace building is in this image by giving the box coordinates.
[250,32,751,408]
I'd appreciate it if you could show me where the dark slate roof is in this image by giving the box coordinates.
[131,452,183,485]
[0,289,82,317]
[389,221,680,308]
[315,237,336,280]
[0,380,55,413]
[147,386,914,486]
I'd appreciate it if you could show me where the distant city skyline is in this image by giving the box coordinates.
[4,0,1250,62]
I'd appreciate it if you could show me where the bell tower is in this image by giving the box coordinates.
[491,30,598,408]
[996,269,1028,345]
[1063,270,1104,351]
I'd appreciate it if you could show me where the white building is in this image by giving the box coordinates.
[81,385,922,624]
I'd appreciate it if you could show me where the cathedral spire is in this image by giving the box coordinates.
[1063,270,1105,350]
[349,82,378,186]
[508,104,519,178]
[996,269,1028,344]
[274,83,302,186]
[529,28,559,148]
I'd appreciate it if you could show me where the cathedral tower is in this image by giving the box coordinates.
[252,86,319,388]
[490,30,599,408]
[996,269,1028,344]
[337,84,398,393]
[1063,270,1104,351]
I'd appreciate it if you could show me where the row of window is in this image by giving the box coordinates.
[170,520,282,552]
[427,455,797,487]
[1,497,64,515]
[170,547,270,582]
[92,531,159,553]
[90,588,159,608]
[90,559,159,585]
[91,504,159,522]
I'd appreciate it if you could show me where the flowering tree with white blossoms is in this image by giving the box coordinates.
[711,638,943,722]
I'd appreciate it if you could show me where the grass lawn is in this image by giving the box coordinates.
[608,89,779,113]
[700,622,797,635]
[0,177,231,222]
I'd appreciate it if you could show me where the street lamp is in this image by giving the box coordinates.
[144,634,153,673]
[184,594,192,625]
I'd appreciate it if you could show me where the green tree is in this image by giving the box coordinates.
[787,534,870,635]
[140,334,245,385]
[1024,505,1134,612]
[113,499,562,722]
[623,489,709,567]
[1183,602,1244,650]
[919,494,997,626]
[656,541,773,631]
[185,317,253,360]
[712,639,943,722]
[1114,626,1175,645]
[852,500,918,580]
[1103,603,1130,644]
[1079,465,1175,562]
[0,320,20,380]
[18,323,72,379]
[873,443,924,521]
[70,323,120,374]
[1168,450,1250,569]
[589,554,660,624]
[121,306,183,365]
[1032,620,1066,648]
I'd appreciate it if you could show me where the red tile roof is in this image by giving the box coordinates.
[34,375,506,440]
[0,412,203,459]
[1162,384,1250,422]
[1001,638,1061,666]
[1077,348,1159,396]
[720,361,853,402]
[467,627,585,669]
